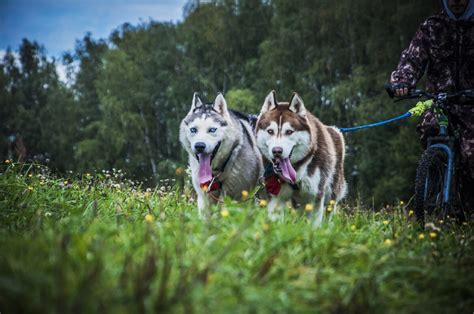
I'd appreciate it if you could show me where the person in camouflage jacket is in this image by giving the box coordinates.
[390,0,474,213]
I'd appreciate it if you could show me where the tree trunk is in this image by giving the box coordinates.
[138,105,157,177]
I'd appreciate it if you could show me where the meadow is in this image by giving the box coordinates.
[1,161,473,313]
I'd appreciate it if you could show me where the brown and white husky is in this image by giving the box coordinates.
[255,91,347,226]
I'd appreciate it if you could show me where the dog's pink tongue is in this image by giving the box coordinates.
[198,153,213,184]
[280,157,297,184]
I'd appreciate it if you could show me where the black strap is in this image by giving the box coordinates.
[212,118,250,187]
[218,141,239,173]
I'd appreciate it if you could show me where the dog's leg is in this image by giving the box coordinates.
[196,190,210,219]
[192,175,210,219]
[312,194,326,228]
[268,197,285,221]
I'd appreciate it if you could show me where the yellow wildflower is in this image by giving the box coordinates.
[5,159,11,164]
[384,239,393,245]
[220,209,230,217]
[241,190,249,199]
[259,199,267,208]
[64,180,68,185]
[383,220,389,225]
[304,203,314,212]
[329,200,336,206]
[408,210,414,216]
[27,186,34,191]
[175,167,184,176]
[145,214,154,223]
[350,225,356,231]
[262,223,270,231]
[254,232,261,241]
[418,233,425,240]
[28,174,33,178]
[326,206,333,212]
[429,232,437,239]
[400,200,404,205]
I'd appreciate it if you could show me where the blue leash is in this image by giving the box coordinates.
[338,112,412,133]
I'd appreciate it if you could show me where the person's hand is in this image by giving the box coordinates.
[390,82,410,97]
[394,85,409,97]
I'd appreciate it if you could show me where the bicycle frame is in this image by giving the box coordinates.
[426,142,453,204]
[424,99,455,206]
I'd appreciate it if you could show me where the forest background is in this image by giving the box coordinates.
[0,0,439,206]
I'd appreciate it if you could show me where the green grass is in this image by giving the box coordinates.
[1,162,473,313]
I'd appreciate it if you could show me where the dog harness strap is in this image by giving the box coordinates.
[216,118,251,174]
[265,174,282,195]
[200,176,222,192]
[263,163,298,195]
[218,140,239,174]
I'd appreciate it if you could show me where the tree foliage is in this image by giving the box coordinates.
[0,0,439,205]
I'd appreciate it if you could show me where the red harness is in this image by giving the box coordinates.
[264,174,283,195]
[263,164,298,196]
[200,179,221,192]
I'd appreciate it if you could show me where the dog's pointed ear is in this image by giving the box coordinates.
[189,92,204,114]
[213,93,231,119]
[259,90,278,116]
[289,92,306,116]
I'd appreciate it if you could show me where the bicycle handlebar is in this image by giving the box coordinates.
[384,83,474,102]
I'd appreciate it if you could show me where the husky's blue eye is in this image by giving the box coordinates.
[208,127,217,133]
[190,127,197,133]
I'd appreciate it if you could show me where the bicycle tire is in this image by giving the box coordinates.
[414,147,451,222]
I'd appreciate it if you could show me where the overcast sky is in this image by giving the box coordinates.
[0,0,187,58]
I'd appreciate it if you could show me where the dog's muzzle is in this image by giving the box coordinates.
[194,142,206,153]
[195,141,221,162]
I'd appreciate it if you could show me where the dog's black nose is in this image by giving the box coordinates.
[272,146,283,157]
[194,142,206,153]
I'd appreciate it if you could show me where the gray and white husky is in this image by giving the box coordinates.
[256,91,347,226]
[179,92,263,216]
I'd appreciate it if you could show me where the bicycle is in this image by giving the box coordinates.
[386,86,474,222]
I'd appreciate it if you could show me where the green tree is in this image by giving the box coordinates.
[65,34,109,171]
[0,40,68,167]
[0,0,442,204]
[225,88,259,113]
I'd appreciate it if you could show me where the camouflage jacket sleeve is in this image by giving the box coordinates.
[390,20,430,87]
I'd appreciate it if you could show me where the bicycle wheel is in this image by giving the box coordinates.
[414,147,451,222]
